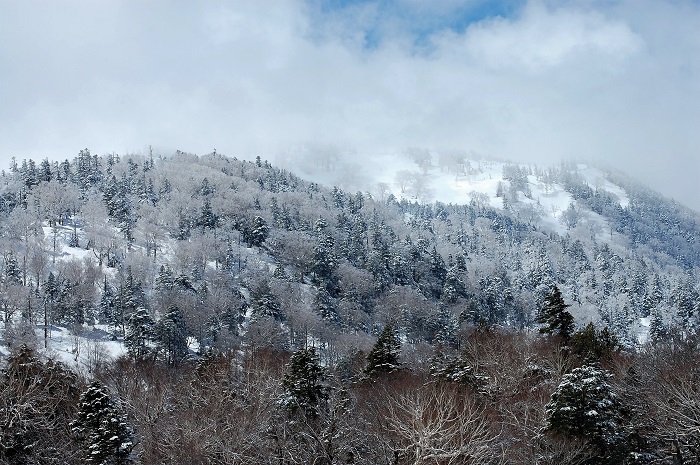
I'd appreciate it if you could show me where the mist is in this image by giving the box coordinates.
[1,0,698,210]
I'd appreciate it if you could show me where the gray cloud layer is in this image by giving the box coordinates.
[1,0,698,210]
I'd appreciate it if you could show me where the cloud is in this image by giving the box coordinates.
[0,0,698,209]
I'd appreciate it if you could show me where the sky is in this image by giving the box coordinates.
[1,0,699,210]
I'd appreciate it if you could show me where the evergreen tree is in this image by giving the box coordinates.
[314,287,339,324]
[441,266,465,304]
[281,346,327,416]
[250,280,282,321]
[98,278,116,328]
[198,198,217,230]
[155,265,174,292]
[430,351,489,393]
[273,264,288,280]
[364,324,401,378]
[3,252,22,285]
[647,308,667,343]
[536,285,575,342]
[545,363,625,463]
[434,305,459,347]
[71,381,134,464]
[569,323,619,362]
[249,215,269,247]
[124,307,154,360]
[154,305,188,365]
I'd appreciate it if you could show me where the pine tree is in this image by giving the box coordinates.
[71,381,134,464]
[545,363,625,462]
[198,198,217,230]
[154,305,188,365]
[281,346,327,416]
[364,324,401,378]
[441,266,465,304]
[314,287,339,324]
[155,265,174,292]
[249,215,269,247]
[273,264,288,280]
[536,285,575,342]
[250,280,282,321]
[569,322,619,362]
[647,308,667,343]
[434,305,459,347]
[124,307,154,360]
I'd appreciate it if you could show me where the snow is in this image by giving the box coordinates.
[34,324,125,375]
[577,164,630,208]
[636,317,651,345]
[285,152,631,239]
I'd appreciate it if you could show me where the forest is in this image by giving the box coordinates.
[0,149,698,464]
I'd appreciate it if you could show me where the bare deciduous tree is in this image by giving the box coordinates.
[386,383,500,465]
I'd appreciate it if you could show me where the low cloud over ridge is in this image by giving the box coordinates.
[0,0,698,209]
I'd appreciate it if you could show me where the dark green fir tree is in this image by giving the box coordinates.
[364,324,401,378]
[536,285,575,342]
[71,381,134,464]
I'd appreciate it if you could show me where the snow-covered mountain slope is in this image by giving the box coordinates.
[0,149,698,363]
[278,150,636,237]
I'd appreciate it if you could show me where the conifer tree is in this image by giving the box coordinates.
[315,287,339,324]
[250,280,282,321]
[124,307,154,360]
[545,363,625,462]
[249,215,269,247]
[281,346,327,416]
[154,305,188,365]
[364,324,401,378]
[536,285,575,342]
[71,381,134,464]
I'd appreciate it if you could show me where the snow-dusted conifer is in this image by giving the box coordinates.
[124,307,154,360]
[281,346,327,416]
[545,363,625,461]
[364,324,401,378]
[71,381,134,464]
[536,285,575,342]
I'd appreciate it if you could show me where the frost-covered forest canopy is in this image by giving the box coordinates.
[0,148,699,464]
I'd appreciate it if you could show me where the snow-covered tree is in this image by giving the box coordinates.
[545,363,625,462]
[250,279,282,321]
[124,306,154,360]
[154,305,188,365]
[71,381,134,464]
[364,324,401,378]
[536,285,575,342]
[281,346,327,416]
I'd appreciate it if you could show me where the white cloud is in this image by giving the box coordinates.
[453,2,643,71]
[0,0,698,209]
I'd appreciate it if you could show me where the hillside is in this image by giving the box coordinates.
[0,150,698,359]
[0,149,699,463]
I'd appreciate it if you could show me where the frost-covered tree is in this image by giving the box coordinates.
[250,279,282,321]
[124,306,154,360]
[314,286,339,324]
[364,324,401,378]
[536,285,575,342]
[281,346,327,416]
[248,215,269,247]
[545,363,625,462]
[71,381,134,464]
[154,305,188,365]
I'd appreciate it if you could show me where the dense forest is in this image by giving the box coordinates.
[0,149,698,464]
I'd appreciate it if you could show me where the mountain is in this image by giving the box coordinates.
[0,149,697,358]
[1,148,699,463]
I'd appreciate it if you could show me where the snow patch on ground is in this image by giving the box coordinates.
[636,317,651,345]
[32,324,125,375]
